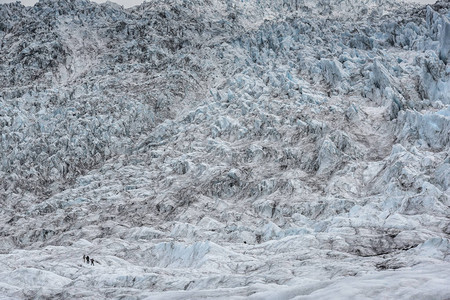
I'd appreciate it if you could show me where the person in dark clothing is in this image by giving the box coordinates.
[86,255,90,264]
[91,258,94,266]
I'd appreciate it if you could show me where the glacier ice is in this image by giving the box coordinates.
[0,0,449,299]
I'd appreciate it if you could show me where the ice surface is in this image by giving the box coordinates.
[0,0,449,299]
[439,16,450,63]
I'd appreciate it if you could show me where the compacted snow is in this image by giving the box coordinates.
[0,0,449,299]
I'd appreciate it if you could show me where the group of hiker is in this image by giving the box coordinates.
[83,254,96,266]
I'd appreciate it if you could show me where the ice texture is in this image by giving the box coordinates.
[0,0,449,299]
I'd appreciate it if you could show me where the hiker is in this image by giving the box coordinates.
[86,255,90,264]
[91,258,94,266]
[83,254,86,263]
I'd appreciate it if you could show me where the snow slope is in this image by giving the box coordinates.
[0,0,449,299]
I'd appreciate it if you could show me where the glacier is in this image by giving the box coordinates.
[0,0,449,299]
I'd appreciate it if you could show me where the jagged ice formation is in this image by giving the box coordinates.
[0,0,449,299]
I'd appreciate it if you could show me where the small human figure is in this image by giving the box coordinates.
[83,254,86,263]
[86,255,90,264]
[91,258,94,266]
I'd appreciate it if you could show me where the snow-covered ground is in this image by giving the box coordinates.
[0,0,449,299]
